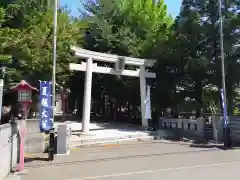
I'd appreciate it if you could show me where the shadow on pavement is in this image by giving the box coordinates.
[25,157,49,163]
[149,132,234,151]
[189,143,233,150]
[143,129,236,151]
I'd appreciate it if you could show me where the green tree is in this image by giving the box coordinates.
[18,9,87,86]
[172,0,210,116]
[159,0,240,115]
[1,0,87,87]
[81,0,173,119]
[0,5,22,84]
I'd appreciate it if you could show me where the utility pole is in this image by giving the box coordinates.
[218,0,230,147]
[52,0,58,121]
[49,0,58,161]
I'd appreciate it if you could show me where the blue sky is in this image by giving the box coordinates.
[61,0,183,17]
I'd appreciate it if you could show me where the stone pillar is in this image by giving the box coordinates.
[82,58,93,133]
[140,65,147,129]
[57,123,71,155]
[197,118,205,136]
[212,115,224,142]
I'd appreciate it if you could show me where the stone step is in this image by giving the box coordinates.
[69,128,206,148]
[72,132,152,144]
[71,135,155,148]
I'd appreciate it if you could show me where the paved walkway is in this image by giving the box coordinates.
[10,141,240,180]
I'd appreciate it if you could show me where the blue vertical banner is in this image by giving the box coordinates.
[39,81,53,132]
[220,89,228,127]
[145,85,152,120]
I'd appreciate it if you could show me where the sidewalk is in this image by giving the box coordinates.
[4,176,21,180]
[3,137,226,180]
[5,139,227,180]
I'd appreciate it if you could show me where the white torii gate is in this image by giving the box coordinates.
[69,46,156,133]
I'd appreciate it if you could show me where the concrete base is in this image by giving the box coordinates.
[25,133,45,153]
[57,123,71,155]
[4,175,22,180]
[12,169,28,175]
[5,170,28,180]
[56,150,70,156]
[23,119,45,153]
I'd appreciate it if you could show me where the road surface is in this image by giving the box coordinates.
[19,141,240,180]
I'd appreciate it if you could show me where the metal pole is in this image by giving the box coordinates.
[49,0,58,161]
[52,0,58,122]
[218,0,230,147]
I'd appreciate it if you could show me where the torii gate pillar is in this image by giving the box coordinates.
[140,65,147,129]
[82,58,93,133]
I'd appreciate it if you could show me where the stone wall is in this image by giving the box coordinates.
[0,118,46,179]
[0,122,19,179]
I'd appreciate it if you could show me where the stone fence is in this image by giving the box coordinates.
[159,115,226,142]
[0,122,19,179]
[0,119,45,179]
[159,117,205,138]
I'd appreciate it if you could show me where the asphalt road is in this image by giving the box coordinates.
[20,141,240,180]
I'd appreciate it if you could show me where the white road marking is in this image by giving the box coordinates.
[84,161,240,179]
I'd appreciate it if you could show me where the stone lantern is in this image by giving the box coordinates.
[11,80,38,119]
